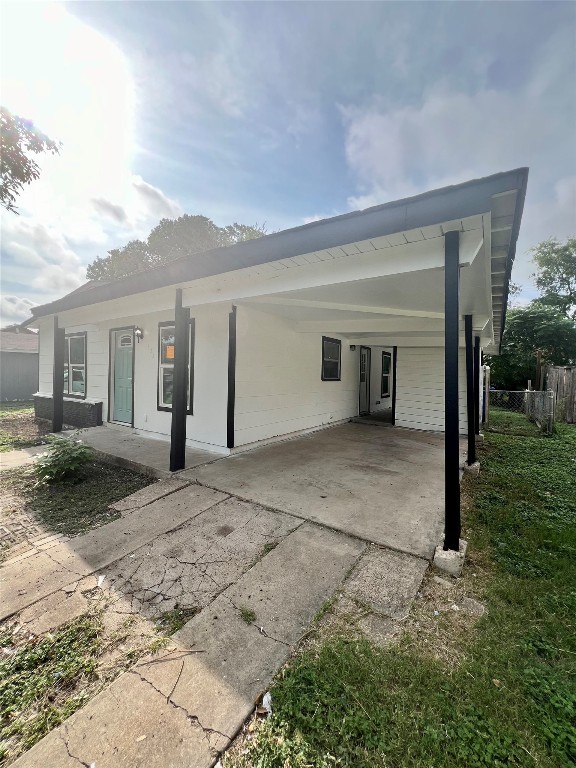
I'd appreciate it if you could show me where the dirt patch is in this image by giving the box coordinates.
[0,463,152,560]
[0,410,52,453]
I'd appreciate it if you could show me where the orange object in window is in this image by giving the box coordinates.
[166,345,175,360]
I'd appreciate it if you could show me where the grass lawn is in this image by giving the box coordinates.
[225,426,576,768]
[487,405,544,437]
[0,402,51,453]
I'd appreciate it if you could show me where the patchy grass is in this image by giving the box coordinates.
[0,461,152,538]
[154,604,199,635]
[0,615,101,764]
[224,425,576,768]
[261,541,279,557]
[239,607,257,624]
[0,604,170,766]
[0,403,51,453]
[487,406,544,437]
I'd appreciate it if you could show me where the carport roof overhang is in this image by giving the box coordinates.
[27,168,528,347]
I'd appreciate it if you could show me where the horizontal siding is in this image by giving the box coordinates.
[235,306,358,447]
[395,347,467,434]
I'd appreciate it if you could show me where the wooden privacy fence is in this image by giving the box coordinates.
[547,366,576,424]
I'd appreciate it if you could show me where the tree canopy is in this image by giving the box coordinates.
[86,215,267,281]
[0,106,60,214]
[488,305,576,389]
[531,236,576,320]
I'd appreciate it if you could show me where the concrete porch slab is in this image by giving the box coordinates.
[185,423,447,559]
[66,426,219,478]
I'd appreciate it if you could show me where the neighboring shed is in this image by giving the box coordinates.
[0,328,39,401]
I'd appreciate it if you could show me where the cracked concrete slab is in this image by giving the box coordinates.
[12,521,365,768]
[102,497,301,620]
[343,546,428,620]
[163,523,365,737]
[109,476,191,513]
[0,484,227,620]
[185,423,446,558]
[12,665,217,768]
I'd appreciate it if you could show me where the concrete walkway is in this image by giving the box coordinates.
[10,511,429,768]
[3,421,444,766]
[7,485,375,768]
[0,444,46,471]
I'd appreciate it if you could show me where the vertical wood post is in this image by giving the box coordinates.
[170,289,190,472]
[227,305,237,450]
[391,346,398,426]
[484,365,491,426]
[52,316,65,433]
[465,315,476,465]
[444,231,461,551]
[473,336,481,434]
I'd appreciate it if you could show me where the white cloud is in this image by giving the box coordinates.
[341,30,575,289]
[131,176,182,221]
[32,265,84,294]
[0,296,38,325]
[91,198,128,224]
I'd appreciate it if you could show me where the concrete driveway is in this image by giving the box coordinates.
[185,423,446,559]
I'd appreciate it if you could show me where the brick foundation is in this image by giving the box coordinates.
[34,395,103,429]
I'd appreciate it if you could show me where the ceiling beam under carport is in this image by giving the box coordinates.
[295,318,445,333]
[245,296,444,319]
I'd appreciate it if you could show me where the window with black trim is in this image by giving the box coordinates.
[381,351,392,397]
[64,333,86,397]
[157,322,194,412]
[321,336,341,381]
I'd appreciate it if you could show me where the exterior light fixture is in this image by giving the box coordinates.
[134,326,144,343]
[350,344,357,351]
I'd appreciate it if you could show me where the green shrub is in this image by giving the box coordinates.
[33,436,94,484]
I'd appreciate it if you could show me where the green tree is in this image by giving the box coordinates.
[86,215,267,281]
[0,106,60,214]
[86,240,151,282]
[531,236,576,320]
[487,304,576,389]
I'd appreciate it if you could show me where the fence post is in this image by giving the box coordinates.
[484,366,491,427]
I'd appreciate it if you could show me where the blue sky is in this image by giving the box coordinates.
[1,1,575,324]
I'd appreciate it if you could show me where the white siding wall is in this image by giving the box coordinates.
[35,304,230,451]
[395,347,467,433]
[369,346,394,413]
[234,306,359,447]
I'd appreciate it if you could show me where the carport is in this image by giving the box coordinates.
[34,169,528,555]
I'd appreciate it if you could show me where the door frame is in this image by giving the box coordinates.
[108,326,135,427]
[358,345,371,416]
